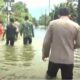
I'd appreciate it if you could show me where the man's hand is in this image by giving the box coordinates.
[42,55,48,61]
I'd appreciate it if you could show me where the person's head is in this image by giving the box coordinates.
[15,18,18,21]
[58,7,69,17]
[24,16,29,21]
[0,20,2,24]
[10,18,14,23]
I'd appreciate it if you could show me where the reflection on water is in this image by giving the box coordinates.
[21,45,34,61]
[20,45,34,66]
[4,46,17,61]
[2,45,34,67]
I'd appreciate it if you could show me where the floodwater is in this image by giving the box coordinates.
[0,28,80,80]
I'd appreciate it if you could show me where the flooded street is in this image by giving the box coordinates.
[0,28,80,80]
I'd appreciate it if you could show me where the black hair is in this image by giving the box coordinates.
[25,16,29,20]
[10,18,14,23]
[15,18,18,21]
[59,7,69,16]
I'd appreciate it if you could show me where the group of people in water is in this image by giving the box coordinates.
[0,15,34,46]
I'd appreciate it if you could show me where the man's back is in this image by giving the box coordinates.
[6,23,16,38]
[42,8,80,80]
[21,21,34,37]
[43,17,80,64]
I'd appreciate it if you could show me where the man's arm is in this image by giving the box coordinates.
[74,26,80,49]
[2,30,5,40]
[42,25,52,61]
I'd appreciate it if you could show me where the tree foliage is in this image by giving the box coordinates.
[32,17,38,27]
[39,2,77,27]
[12,2,29,22]
[39,14,51,27]
[0,0,6,24]
[53,2,77,20]
[0,0,4,11]
[11,1,34,23]
[77,0,80,24]
[0,1,35,27]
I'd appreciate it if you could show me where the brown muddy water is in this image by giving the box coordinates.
[0,29,80,80]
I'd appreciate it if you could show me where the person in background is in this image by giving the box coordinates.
[14,18,20,40]
[20,16,34,45]
[0,20,4,40]
[42,7,80,80]
[3,18,16,46]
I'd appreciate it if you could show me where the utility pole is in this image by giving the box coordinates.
[49,0,50,13]
[49,0,50,15]
[4,0,14,24]
[45,9,46,27]
[77,0,80,24]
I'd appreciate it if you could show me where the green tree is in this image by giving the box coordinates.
[77,0,80,24]
[49,10,54,20]
[0,0,7,25]
[39,14,50,27]
[32,17,38,27]
[12,1,33,22]
[0,0,4,11]
[50,2,77,21]
[39,2,77,28]
[12,2,28,22]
